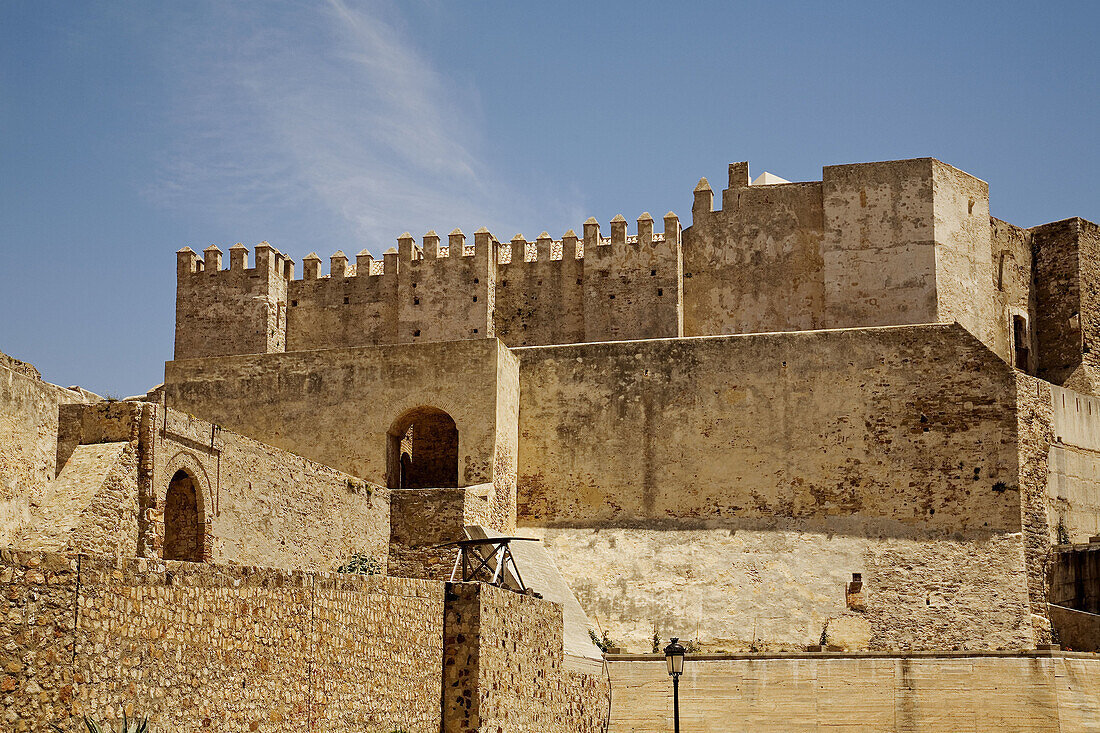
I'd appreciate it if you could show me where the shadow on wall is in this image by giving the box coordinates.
[163,469,204,562]
[386,406,458,489]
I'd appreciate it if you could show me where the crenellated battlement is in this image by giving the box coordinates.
[173,211,683,357]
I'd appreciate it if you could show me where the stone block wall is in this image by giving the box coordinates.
[0,549,445,732]
[174,243,289,359]
[442,582,609,733]
[1,549,608,733]
[388,487,493,580]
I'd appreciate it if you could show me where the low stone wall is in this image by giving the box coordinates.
[2,549,608,733]
[605,652,1100,732]
[1,548,445,732]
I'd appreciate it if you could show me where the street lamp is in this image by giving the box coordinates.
[664,637,686,733]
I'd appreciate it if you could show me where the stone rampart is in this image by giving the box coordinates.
[165,338,519,532]
[175,213,683,359]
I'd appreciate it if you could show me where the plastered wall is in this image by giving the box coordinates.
[605,653,1100,733]
[1046,384,1100,543]
[515,324,1019,529]
[513,325,1041,651]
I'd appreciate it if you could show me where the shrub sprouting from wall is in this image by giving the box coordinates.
[337,552,382,575]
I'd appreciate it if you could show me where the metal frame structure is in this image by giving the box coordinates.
[437,536,540,593]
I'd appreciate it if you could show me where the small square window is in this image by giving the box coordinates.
[473,328,479,334]
[473,296,478,302]
[414,297,420,305]
[657,288,663,296]
[290,300,298,307]
[413,329,421,337]
[343,296,349,304]
[609,294,615,300]
[651,269,657,276]
[576,278,582,285]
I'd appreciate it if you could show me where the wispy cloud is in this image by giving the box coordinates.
[152,0,566,256]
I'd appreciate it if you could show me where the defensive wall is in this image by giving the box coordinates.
[0,548,608,733]
[161,324,1100,653]
[173,211,684,358]
[603,652,1100,732]
[170,158,1100,397]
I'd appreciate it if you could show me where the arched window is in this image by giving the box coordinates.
[163,469,205,562]
[387,407,459,489]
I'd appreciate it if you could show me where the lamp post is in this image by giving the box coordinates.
[664,637,686,733]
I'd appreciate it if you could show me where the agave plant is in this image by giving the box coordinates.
[52,713,150,733]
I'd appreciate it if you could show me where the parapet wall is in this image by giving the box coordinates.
[174,213,683,359]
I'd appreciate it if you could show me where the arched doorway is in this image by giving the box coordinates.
[387,407,459,489]
[163,469,205,562]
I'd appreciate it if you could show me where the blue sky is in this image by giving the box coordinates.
[1,1,1097,395]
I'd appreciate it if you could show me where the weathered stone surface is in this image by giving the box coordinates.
[0,360,90,546]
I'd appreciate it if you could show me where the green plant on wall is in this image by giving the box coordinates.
[337,552,382,575]
[1057,515,1071,545]
[52,713,150,733]
[651,632,661,653]
[589,628,618,653]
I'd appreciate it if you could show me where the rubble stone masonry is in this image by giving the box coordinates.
[1,549,609,733]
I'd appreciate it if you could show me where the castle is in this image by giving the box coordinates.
[4,157,1100,731]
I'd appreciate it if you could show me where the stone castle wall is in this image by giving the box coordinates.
[512,324,1042,651]
[13,399,389,573]
[0,549,609,733]
[165,338,519,532]
[174,213,683,360]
